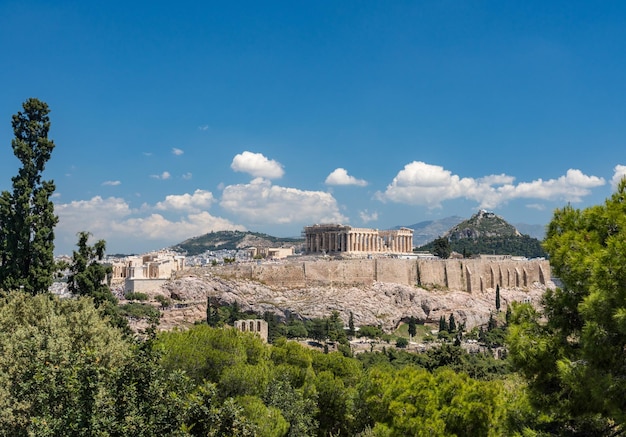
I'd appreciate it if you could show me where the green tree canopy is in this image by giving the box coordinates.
[508,179,626,435]
[432,236,451,259]
[0,98,58,294]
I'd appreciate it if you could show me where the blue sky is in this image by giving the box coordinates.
[2,1,626,255]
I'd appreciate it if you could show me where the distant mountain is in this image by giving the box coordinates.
[417,210,547,258]
[513,223,546,241]
[401,216,465,247]
[172,230,304,256]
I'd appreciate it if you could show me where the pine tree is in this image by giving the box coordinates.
[0,98,58,294]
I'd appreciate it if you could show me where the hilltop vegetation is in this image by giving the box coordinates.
[418,210,547,258]
[172,230,303,255]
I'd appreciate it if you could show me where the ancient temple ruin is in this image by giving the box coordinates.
[304,224,414,254]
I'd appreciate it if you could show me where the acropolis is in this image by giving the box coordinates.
[304,224,414,254]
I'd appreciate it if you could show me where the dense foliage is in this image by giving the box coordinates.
[0,290,544,436]
[0,98,58,294]
[508,179,626,435]
[419,234,546,258]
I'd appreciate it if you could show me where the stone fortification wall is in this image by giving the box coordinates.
[206,258,550,292]
[304,259,376,286]
[376,258,416,285]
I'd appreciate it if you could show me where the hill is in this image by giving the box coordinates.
[417,210,547,258]
[171,230,304,256]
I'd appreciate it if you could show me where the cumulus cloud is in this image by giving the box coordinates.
[611,165,626,189]
[172,147,184,156]
[198,125,209,131]
[151,171,171,180]
[231,151,284,179]
[182,172,193,180]
[54,194,244,254]
[155,189,214,212]
[359,210,378,223]
[102,180,121,186]
[377,161,605,209]
[221,178,346,224]
[325,168,368,186]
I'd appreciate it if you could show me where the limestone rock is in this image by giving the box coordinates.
[153,272,550,332]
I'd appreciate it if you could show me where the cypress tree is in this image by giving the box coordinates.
[0,98,58,294]
[448,313,456,333]
[495,284,501,312]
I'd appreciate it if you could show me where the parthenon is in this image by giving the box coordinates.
[304,224,414,254]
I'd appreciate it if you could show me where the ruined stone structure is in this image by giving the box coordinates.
[234,319,268,342]
[112,252,186,293]
[304,224,414,254]
[248,246,294,260]
[210,258,551,293]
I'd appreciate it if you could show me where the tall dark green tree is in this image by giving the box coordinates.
[449,313,457,333]
[495,284,501,312]
[68,232,130,333]
[408,316,417,339]
[0,98,58,294]
[68,232,113,304]
[348,311,355,338]
[432,236,451,259]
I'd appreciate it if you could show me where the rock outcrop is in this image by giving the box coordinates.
[152,271,551,332]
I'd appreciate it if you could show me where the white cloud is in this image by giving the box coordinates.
[231,151,284,179]
[54,194,244,254]
[325,168,368,186]
[221,178,346,224]
[155,189,214,212]
[172,147,184,156]
[151,171,171,180]
[359,210,378,223]
[198,125,209,131]
[377,161,605,209]
[182,172,193,180]
[611,165,626,189]
[102,180,121,186]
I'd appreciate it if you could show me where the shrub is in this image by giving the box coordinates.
[155,294,171,308]
[395,337,409,348]
[118,302,160,320]
[124,291,148,301]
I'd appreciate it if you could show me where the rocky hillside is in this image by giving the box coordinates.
[418,210,547,258]
[171,230,304,255]
[447,210,520,239]
[135,269,551,333]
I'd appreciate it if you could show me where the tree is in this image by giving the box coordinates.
[438,315,449,333]
[432,236,451,259]
[487,312,496,331]
[448,313,457,333]
[348,311,356,338]
[408,316,417,340]
[508,179,626,434]
[0,98,58,294]
[68,232,113,304]
[67,232,130,332]
[495,284,501,312]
